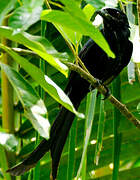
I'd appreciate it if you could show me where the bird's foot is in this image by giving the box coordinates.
[89,78,111,100]
[102,85,111,100]
[89,78,102,91]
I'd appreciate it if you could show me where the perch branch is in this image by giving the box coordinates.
[64,62,140,129]
[1,47,139,129]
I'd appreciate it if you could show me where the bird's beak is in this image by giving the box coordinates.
[94,9,113,21]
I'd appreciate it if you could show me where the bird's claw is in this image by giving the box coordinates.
[89,78,111,100]
[89,78,102,91]
[102,86,111,100]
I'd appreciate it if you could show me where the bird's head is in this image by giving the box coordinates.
[95,8,130,31]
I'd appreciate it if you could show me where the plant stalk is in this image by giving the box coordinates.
[0,17,15,180]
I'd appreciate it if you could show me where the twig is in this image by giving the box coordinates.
[64,62,140,129]
[2,47,140,129]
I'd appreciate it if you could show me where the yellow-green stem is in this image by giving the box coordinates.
[137,0,140,35]
[0,18,15,180]
[1,19,14,133]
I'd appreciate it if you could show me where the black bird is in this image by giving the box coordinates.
[7,8,133,179]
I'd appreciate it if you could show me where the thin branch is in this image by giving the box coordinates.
[2,47,140,129]
[64,62,140,129]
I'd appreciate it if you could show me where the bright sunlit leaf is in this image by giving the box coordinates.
[41,9,115,58]
[0,44,84,119]
[0,26,69,77]
[0,132,18,152]
[0,63,50,139]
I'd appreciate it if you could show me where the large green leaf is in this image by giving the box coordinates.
[0,63,50,139]
[83,4,96,20]
[8,0,44,31]
[0,26,69,77]
[54,4,95,47]
[0,0,16,25]
[53,4,95,47]
[41,9,115,58]
[59,0,88,21]
[8,6,42,31]
[0,44,84,119]
[57,0,114,58]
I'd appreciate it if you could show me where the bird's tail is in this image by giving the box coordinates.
[6,107,75,179]
[6,139,51,176]
[50,108,75,179]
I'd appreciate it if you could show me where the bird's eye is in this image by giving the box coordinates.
[116,11,121,17]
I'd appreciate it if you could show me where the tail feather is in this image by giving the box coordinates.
[50,110,75,180]
[6,139,50,176]
[6,162,36,176]
[6,77,85,178]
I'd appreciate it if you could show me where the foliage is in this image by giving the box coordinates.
[0,0,140,180]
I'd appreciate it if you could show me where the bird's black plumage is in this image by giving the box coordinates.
[7,8,133,179]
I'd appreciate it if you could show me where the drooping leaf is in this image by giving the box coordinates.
[0,132,18,152]
[53,4,95,47]
[8,6,42,31]
[0,63,50,139]
[8,0,44,31]
[0,44,84,119]
[0,0,16,25]
[0,26,69,77]
[41,9,115,58]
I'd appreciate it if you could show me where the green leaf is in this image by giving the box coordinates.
[54,24,78,47]
[94,94,105,165]
[112,76,122,180]
[0,44,84,119]
[0,63,50,139]
[55,4,95,46]
[83,4,96,21]
[8,0,44,31]
[41,9,115,58]
[22,0,44,8]
[0,132,18,152]
[84,0,105,9]
[0,145,12,180]
[54,3,95,47]
[137,103,140,113]
[8,6,42,31]
[77,89,97,178]
[0,0,16,25]
[0,26,69,77]
[59,0,88,21]
[67,118,77,180]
